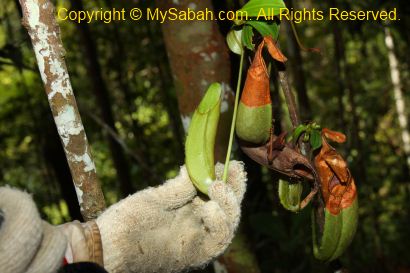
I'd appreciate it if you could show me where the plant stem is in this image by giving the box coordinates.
[223,51,245,182]
[278,65,325,233]
[278,69,301,128]
[278,68,310,156]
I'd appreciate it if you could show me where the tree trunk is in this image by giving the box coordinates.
[384,27,410,170]
[156,0,233,161]
[157,1,261,272]
[43,119,83,221]
[19,0,105,220]
[7,12,84,221]
[70,0,134,196]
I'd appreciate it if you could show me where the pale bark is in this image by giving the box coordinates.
[384,27,410,170]
[19,0,105,220]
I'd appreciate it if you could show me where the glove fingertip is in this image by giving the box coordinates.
[226,161,247,202]
[208,181,230,198]
[228,160,246,176]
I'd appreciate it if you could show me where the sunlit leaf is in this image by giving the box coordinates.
[310,129,322,151]
[227,28,244,55]
[292,124,307,142]
[242,24,254,50]
[239,0,286,17]
[245,21,279,40]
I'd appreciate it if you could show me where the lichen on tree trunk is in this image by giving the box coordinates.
[19,0,105,221]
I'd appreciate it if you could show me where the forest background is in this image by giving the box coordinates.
[1,0,409,272]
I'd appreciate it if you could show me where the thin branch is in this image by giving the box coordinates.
[0,60,35,71]
[19,0,105,220]
[277,66,301,128]
[276,62,312,157]
[84,110,162,181]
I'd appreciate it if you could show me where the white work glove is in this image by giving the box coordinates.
[96,161,247,273]
[0,187,67,273]
[0,187,104,273]
[0,160,246,273]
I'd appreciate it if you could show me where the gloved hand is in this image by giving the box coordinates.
[0,186,67,273]
[0,160,247,273]
[96,160,247,273]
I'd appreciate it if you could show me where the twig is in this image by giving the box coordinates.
[276,64,310,156]
[84,110,162,182]
[277,66,301,128]
[0,60,35,71]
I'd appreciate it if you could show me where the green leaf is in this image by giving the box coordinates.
[245,21,280,40]
[292,124,307,142]
[303,133,310,142]
[310,129,322,151]
[312,122,321,130]
[242,24,254,50]
[239,0,286,18]
[226,29,244,55]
